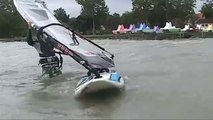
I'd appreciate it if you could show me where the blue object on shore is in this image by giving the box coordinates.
[110,72,121,82]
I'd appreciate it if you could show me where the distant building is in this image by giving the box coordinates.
[195,12,205,19]
[196,18,213,25]
[195,18,213,31]
[194,12,213,31]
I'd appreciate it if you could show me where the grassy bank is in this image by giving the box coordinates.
[0,37,25,42]
[0,32,213,42]
[84,32,213,40]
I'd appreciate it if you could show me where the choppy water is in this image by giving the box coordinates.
[1,38,213,119]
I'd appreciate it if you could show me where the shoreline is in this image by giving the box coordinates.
[0,32,212,42]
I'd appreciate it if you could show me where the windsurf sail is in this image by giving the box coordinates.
[13,0,115,77]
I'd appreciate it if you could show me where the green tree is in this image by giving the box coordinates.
[76,0,109,34]
[148,0,167,27]
[121,11,135,25]
[76,15,93,34]
[163,0,196,27]
[105,13,121,32]
[54,8,70,23]
[132,0,196,27]
[201,0,213,18]
[132,0,153,23]
[69,17,78,30]
[166,0,196,21]
[0,0,14,12]
[0,0,26,38]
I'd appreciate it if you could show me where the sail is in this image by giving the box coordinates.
[13,0,115,74]
[41,24,115,69]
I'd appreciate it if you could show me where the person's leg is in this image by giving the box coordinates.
[51,56,62,77]
[40,58,53,79]
[41,66,53,79]
[40,56,62,78]
[53,67,62,76]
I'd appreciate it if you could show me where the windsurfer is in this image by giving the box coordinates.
[27,21,62,79]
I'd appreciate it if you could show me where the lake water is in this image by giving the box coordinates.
[1,38,213,119]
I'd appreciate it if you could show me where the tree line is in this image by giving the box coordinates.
[0,0,26,38]
[0,0,212,38]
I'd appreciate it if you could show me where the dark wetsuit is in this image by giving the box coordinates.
[27,29,55,57]
[27,29,62,78]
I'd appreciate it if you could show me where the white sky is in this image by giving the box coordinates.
[43,0,205,18]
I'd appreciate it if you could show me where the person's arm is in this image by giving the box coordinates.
[26,22,35,46]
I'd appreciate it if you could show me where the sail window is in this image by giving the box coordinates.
[29,9,49,21]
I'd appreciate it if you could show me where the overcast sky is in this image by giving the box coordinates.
[43,0,205,18]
